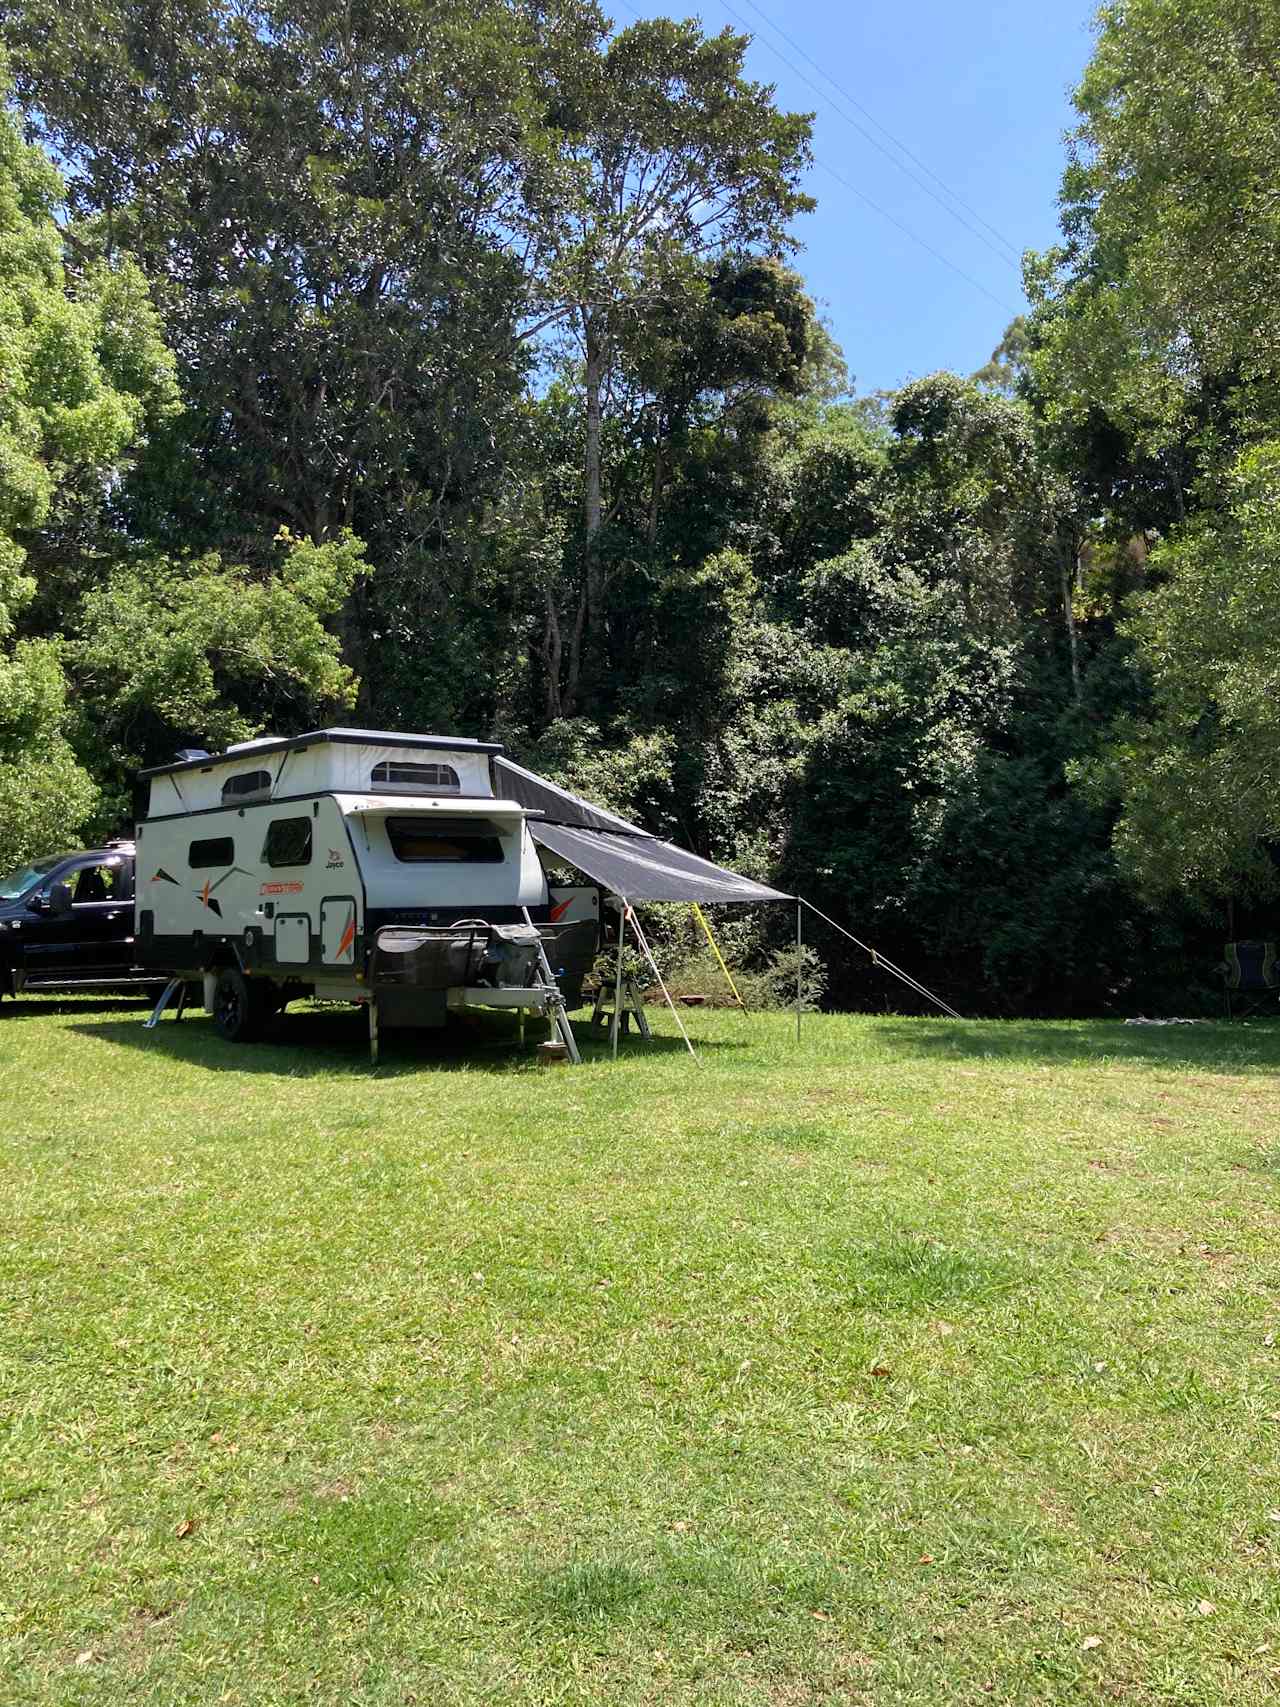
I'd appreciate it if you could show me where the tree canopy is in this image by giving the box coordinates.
[0,0,1275,1010]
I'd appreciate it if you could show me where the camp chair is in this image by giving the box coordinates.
[1221,941,1279,1020]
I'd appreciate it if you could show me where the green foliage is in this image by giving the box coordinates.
[970,316,1031,397]
[659,941,827,1011]
[0,70,175,862]
[1023,0,1280,918]
[1081,442,1280,903]
[0,639,98,868]
[69,531,370,818]
[0,0,1270,1016]
[1056,0,1280,410]
[517,717,679,832]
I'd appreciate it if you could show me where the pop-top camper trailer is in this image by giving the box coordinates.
[134,729,600,1057]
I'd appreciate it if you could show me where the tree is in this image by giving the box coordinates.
[521,256,823,724]
[880,374,1082,678]
[5,0,602,724]
[1027,0,1280,466]
[69,531,370,825]
[527,17,813,710]
[971,316,1030,396]
[1024,0,1280,912]
[0,67,177,867]
[1079,441,1280,903]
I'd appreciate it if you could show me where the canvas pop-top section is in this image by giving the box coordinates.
[140,728,503,817]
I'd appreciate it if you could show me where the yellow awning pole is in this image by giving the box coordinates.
[691,901,746,1010]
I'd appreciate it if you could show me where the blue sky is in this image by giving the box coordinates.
[612,0,1098,394]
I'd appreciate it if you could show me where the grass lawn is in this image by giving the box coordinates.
[3,997,1280,1705]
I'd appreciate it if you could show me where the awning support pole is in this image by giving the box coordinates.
[628,905,699,1062]
[692,901,745,1010]
[796,899,803,1044]
[611,897,626,1059]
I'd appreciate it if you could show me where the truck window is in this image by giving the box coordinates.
[370,760,460,792]
[0,856,61,900]
[263,817,313,868]
[385,817,504,863]
[222,769,272,804]
[190,837,234,869]
[70,862,120,902]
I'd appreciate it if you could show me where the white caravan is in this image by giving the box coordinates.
[135,728,599,1055]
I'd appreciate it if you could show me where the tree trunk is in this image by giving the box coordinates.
[563,585,588,718]
[1058,529,1082,707]
[578,307,608,705]
[541,592,563,723]
[583,309,604,546]
[646,418,665,549]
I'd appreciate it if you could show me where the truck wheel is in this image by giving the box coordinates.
[212,967,269,1043]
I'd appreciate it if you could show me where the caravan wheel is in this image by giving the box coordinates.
[212,967,268,1042]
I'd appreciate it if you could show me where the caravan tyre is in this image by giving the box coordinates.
[212,967,268,1043]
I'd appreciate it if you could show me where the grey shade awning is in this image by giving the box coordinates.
[496,752,790,903]
[529,821,791,905]
[493,756,651,836]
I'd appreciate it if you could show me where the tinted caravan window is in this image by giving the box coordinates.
[370,760,460,792]
[262,817,313,868]
[222,769,272,804]
[189,837,234,869]
[385,817,504,863]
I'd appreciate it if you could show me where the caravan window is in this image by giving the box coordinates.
[385,817,504,864]
[222,769,272,804]
[190,837,234,869]
[262,816,313,868]
[370,760,460,792]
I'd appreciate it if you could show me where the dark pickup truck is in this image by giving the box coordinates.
[0,841,159,999]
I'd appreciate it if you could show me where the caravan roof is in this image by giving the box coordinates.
[140,727,503,780]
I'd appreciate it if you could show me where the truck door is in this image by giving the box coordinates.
[21,856,131,982]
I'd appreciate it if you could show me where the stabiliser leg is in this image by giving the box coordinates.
[521,906,581,1065]
[554,999,581,1065]
[144,977,185,1030]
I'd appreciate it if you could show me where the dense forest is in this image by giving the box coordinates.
[0,0,1276,1014]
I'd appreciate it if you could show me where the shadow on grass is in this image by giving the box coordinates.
[66,1003,741,1077]
[0,994,156,1020]
[870,1016,1280,1075]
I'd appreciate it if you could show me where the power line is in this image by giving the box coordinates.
[717,0,1021,273]
[606,0,1022,318]
[812,157,1019,316]
[731,0,1024,267]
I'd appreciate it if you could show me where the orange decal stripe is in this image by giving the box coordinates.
[336,915,357,960]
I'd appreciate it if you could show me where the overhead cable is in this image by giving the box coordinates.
[607,0,1022,318]
[811,157,1020,316]
[730,0,1024,267]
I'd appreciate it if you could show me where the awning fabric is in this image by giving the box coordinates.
[493,756,648,836]
[529,821,792,905]
[493,754,791,903]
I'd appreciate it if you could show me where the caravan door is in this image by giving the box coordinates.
[259,812,315,966]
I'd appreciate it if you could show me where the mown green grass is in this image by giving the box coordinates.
[3,997,1280,1704]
